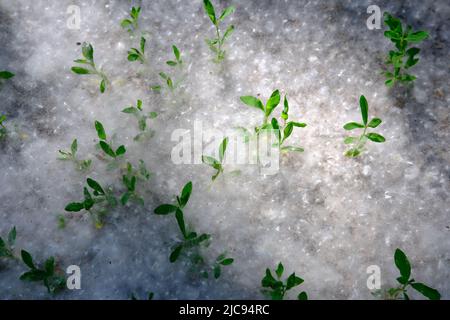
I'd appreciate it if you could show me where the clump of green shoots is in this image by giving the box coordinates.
[0,114,8,139]
[150,45,183,92]
[383,12,429,87]
[58,139,92,171]
[127,37,147,64]
[374,248,441,300]
[95,120,126,161]
[121,6,141,35]
[202,137,228,181]
[20,250,66,294]
[65,178,117,228]
[343,95,385,157]
[261,262,308,300]
[154,182,234,278]
[71,42,109,93]
[0,70,14,89]
[122,99,157,141]
[203,0,235,62]
[120,161,150,206]
[0,226,16,259]
[240,90,307,153]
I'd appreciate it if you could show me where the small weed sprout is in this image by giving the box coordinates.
[120,162,149,206]
[121,6,141,35]
[240,91,306,153]
[0,70,14,89]
[95,120,126,160]
[343,95,385,157]
[383,12,429,87]
[203,0,235,62]
[122,99,157,141]
[150,45,183,92]
[0,226,16,259]
[0,114,7,139]
[127,36,147,64]
[373,248,441,300]
[202,137,228,181]
[58,139,92,171]
[20,250,66,294]
[65,178,118,228]
[154,182,234,278]
[71,42,109,93]
[261,262,308,300]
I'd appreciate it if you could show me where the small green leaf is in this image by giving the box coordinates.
[122,107,137,114]
[298,292,308,300]
[173,45,181,61]
[219,137,228,162]
[120,19,132,28]
[203,0,216,25]
[71,67,91,75]
[154,204,178,215]
[411,282,441,300]
[368,118,382,128]
[100,79,106,93]
[286,273,304,290]
[394,248,411,282]
[169,245,183,263]
[21,250,35,269]
[82,42,94,61]
[281,146,304,153]
[344,137,357,144]
[202,155,220,167]
[266,90,281,116]
[166,61,177,66]
[219,6,235,21]
[275,262,284,278]
[366,133,386,143]
[115,145,126,156]
[99,141,116,158]
[87,178,105,195]
[406,31,429,42]
[65,202,85,212]
[220,258,234,266]
[222,25,235,42]
[7,226,16,246]
[128,53,139,61]
[262,269,276,287]
[240,96,264,112]
[121,192,131,205]
[44,257,55,275]
[214,265,221,279]
[0,71,15,79]
[140,37,146,53]
[175,208,187,238]
[179,181,192,208]
[70,139,78,155]
[95,121,106,140]
[359,95,368,125]
[343,122,365,130]
[345,148,361,157]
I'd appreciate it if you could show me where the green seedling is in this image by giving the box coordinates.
[71,42,109,93]
[127,37,147,64]
[212,253,234,279]
[383,12,429,87]
[121,6,141,35]
[0,70,14,89]
[65,177,117,228]
[58,139,92,171]
[150,45,183,92]
[203,0,235,62]
[131,292,154,300]
[374,248,441,300]
[57,215,66,229]
[343,95,385,157]
[122,99,157,141]
[202,137,228,181]
[0,226,16,259]
[95,120,126,159]
[270,95,307,153]
[121,159,152,181]
[120,162,146,206]
[20,250,66,294]
[0,114,7,139]
[240,90,306,153]
[261,262,308,300]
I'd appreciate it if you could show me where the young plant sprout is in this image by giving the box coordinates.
[240,90,307,153]
[65,178,118,228]
[202,137,228,181]
[127,37,147,64]
[261,262,308,300]
[122,99,157,141]
[343,95,385,157]
[120,162,148,206]
[121,6,141,35]
[0,114,7,139]
[383,12,429,87]
[271,95,307,153]
[373,248,441,300]
[20,250,66,294]
[71,42,109,93]
[150,45,183,92]
[0,226,16,259]
[58,139,92,171]
[154,182,234,278]
[95,120,126,159]
[0,70,14,89]
[203,0,235,62]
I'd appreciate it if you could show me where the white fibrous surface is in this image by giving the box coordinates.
[0,0,449,299]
